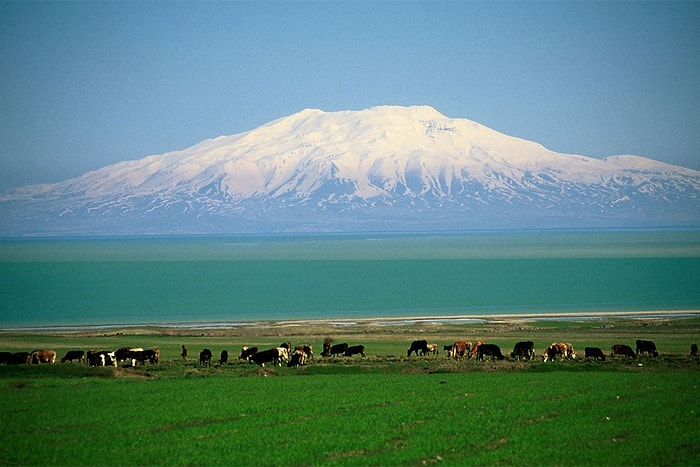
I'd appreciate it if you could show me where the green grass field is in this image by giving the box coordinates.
[1,316,699,465]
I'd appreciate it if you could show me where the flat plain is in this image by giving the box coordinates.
[1,315,699,466]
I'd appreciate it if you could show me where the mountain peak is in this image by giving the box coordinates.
[1,106,698,235]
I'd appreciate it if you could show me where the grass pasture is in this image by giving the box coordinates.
[1,316,699,466]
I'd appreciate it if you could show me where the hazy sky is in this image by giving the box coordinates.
[1,1,698,192]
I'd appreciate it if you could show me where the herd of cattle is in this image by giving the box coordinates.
[0,347,160,366]
[1,339,697,368]
[408,339,677,362]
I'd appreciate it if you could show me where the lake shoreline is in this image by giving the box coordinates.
[3,309,698,335]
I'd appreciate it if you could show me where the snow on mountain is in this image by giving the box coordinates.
[1,105,699,235]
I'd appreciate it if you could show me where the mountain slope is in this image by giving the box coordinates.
[2,105,699,235]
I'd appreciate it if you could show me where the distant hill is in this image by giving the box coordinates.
[1,105,698,236]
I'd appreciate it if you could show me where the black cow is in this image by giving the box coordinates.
[239,346,258,361]
[612,344,636,358]
[345,345,366,357]
[511,341,535,360]
[329,343,348,357]
[114,347,136,365]
[200,348,212,367]
[122,349,158,366]
[87,350,115,367]
[219,350,229,366]
[61,350,85,363]
[476,344,505,361]
[9,352,31,365]
[142,348,160,364]
[691,343,698,358]
[251,348,280,367]
[585,347,606,361]
[126,350,146,365]
[407,340,429,357]
[0,352,13,364]
[636,340,658,357]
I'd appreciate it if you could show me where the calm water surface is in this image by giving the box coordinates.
[1,230,699,328]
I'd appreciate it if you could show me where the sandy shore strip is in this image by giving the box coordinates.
[2,309,698,335]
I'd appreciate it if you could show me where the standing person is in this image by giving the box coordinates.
[181,345,188,360]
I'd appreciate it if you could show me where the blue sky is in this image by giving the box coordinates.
[1,1,698,192]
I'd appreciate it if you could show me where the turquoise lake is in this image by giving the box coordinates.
[1,230,699,328]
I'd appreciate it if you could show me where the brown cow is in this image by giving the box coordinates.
[288,349,307,367]
[294,344,314,360]
[448,341,470,360]
[469,340,484,359]
[321,337,333,357]
[542,343,574,362]
[31,350,57,365]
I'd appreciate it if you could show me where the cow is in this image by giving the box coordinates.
[219,350,229,366]
[114,347,144,366]
[288,349,307,367]
[585,347,606,361]
[443,345,453,353]
[250,348,287,367]
[87,350,115,367]
[329,343,349,357]
[125,349,146,366]
[636,340,658,357]
[449,341,471,360]
[407,340,429,357]
[61,350,85,363]
[542,343,570,362]
[469,340,484,359]
[200,348,212,367]
[141,348,160,364]
[181,345,188,360]
[425,344,438,355]
[276,347,290,365]
[691,343,698,358]
[239,346,258,361]
[8,352,31,365]
[31,350,57,364]
[321,337,333,357]
[122,348,156,366]
[344,345,366,357]
[476,344,505,361]
[294,344,314,360]
[511,341,535,360]
[0,352,12,364]
[611,344,636,358]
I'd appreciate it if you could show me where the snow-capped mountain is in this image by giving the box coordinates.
[2,105,699,235]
